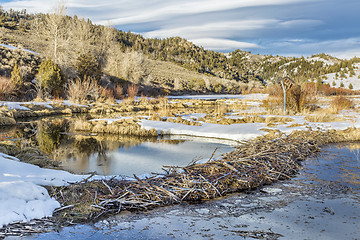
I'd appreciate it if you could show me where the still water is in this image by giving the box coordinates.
[54,134,236,176]
[22,142,360,240]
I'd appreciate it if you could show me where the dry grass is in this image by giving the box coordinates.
[329,96,354,113]
[304,113,344,122]
[67,78,100,103]
[263,83,317,114]
[0,76,16,100]
[127,84,139,99]
[265,116,294,124]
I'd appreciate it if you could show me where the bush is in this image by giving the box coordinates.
[113,84,123,99]
[0,76,16,100]
[263,82,317,114]
[67,78,100,103]
[127,84,138,99]
[10,62,22,88]
[213,82,223,93]
[36,59,64,96]
[330,96,353,113]
[75,53,102,81]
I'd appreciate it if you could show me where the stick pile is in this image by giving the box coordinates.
[51,129,351,223]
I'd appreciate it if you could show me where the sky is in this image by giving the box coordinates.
[1,0,360,59]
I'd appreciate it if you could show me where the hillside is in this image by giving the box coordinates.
[1,7,360,99]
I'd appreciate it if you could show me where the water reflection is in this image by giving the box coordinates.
[53,134,234,176]
[305,142,360,189]
[1,120,236,177]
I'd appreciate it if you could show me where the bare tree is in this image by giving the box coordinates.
[40,1,67,65]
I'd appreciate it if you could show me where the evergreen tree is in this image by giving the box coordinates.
[36,59,64,95]
[75,53,102,80]
[10,62,22,88]
[349,83,354,90]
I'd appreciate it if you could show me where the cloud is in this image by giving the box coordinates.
[190,38,261,51]
[1,0,53,13]
[279,19,323,28]
[259,38,360,59]
[2,0,312,24]
[143,19,279,39]
[2,0,359,58]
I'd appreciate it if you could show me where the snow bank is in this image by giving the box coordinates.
[0,100,88,111]
[0,154,89,227]
[0,43,39,55]
[140,113,360,142]
[167,94,269,101]
[140,120,265,141]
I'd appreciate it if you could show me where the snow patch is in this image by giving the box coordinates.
[0,154,90,227]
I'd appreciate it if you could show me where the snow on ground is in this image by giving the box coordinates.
[0,154,90,227]
[140,115,360,142]
[0,100,88,110]
[0,43,39,55]
[167,94,269,101]
[322,64,360,90]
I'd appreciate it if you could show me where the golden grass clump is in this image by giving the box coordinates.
[67,78,100,103]
[329,96,354,113]
[0,76,17,101]
[304,113,344,123]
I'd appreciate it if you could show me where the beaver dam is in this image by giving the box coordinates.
[43,128,360,225]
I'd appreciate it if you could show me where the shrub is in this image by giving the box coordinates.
[36,59,64,96]
[114,84,123,99]
[349,83,354,90]
[67,77,100,103]
[213,82,223,93]
[10,62,22,88]
[263,83,317,114]
[127,84,138,99]
[75,53,102,81]
[330,96,353,113]
[100,87,115,102]
[0,76,16,100]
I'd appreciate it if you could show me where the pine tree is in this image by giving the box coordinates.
[10,62,22,88]
[349,83,354,90]
[36,59,64,95]
[75,53,102,81]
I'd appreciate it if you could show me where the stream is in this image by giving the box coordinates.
[13,141,359,240]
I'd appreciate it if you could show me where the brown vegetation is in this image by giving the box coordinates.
[0,75,16,100]
[329,96,354,113]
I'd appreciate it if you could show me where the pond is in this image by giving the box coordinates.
[54,134,236,176]
[18,142,360,239]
